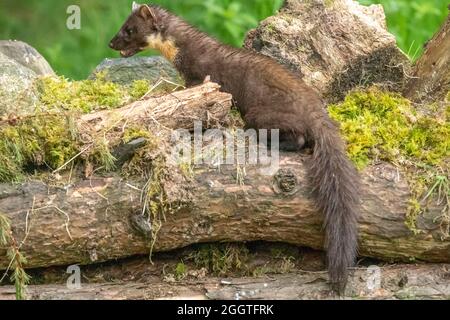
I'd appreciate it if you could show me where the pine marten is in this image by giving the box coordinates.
[109,2,360,293]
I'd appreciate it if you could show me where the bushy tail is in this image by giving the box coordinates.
[307,116,360,293]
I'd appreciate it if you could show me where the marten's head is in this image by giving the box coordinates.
[109,2,178,61]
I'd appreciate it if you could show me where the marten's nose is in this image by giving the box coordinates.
[109,37,116,49]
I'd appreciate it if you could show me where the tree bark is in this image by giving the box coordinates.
[404,11,450,103]
[0,264,449,300]
[0,154,448,270]
[0,79,448,271]
[244,0,411,102]
[78,81,233,133]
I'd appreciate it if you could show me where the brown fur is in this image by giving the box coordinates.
[144,34,178,62]
[110,3,360,293]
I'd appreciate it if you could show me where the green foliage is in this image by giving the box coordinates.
[0,1,446,79]
[0,0,446,79]
[360,0,448,60]
[0,213,30,300]
[8,250,30,300]
[0,0,282,79]
[329,88,449,170]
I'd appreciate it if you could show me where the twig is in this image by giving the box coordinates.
[52,145,92,174]
[89,166,109,201]
[33,206,73,241]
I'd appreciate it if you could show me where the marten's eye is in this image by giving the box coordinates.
[125,28,134,36]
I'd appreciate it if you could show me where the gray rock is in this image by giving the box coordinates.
[90,56,181,85]
[0,40,55,76]
[0,52,39,117]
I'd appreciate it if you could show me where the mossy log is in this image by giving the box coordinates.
[0,264,449,300]
[79,80,232,133]
[404,10,450,103]
[244,0,410,102]
[0,81,448,271]
[0,154,448,270]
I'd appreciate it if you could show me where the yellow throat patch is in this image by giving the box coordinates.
[145,34,179,63]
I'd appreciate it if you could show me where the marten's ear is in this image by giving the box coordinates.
[139,4,157,22]
[132,1,140,11]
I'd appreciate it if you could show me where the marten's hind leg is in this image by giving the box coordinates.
[279,131,306,151]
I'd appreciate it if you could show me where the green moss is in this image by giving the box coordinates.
[406,198,422,234]
[129,80,150,100]
[0,73,185,183]
[0,115,80,182]
[0,113,145,182]
[122,127,152,144]
[38,74,181,114]
[92,138,116,172]
[446,104,450,121]
[256,256,296,275]
[128,149,171,261]
[408,172,450,236]
[265,22,277,34]
[174,262,187,281]
[403,117,449,165]
[188,243,249,276]
[178,161,195,179]
[329,88,449,169]
[330,88,449,234]
[38,73,128,113]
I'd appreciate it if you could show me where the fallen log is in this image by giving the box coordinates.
[0,81,448,271]
[244,0,411,102]
[0,264,449,300]
[0,153,448,270]
[404,10,450,103]
[79,80,233,133]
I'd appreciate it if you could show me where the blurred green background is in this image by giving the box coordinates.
[0,0,447,80]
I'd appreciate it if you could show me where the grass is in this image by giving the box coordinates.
[0,0,446,79]
[359,0,448,60]
[0,213,30,300]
